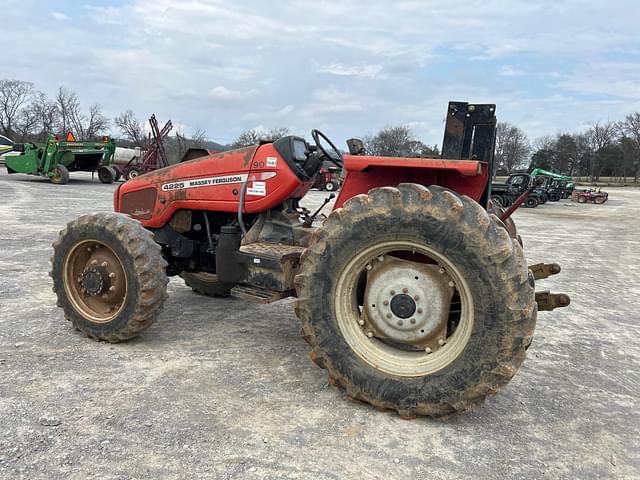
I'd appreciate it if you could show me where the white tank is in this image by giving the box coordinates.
[113,146,145,166]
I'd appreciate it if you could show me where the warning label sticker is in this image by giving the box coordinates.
[161,174,248,192]
[246,181,266,196]
[266,156,277,167]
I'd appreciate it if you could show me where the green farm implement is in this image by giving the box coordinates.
[4,135,117,185]
[530,168,575,200]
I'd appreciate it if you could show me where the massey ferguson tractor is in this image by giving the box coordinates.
[50,102,569,418]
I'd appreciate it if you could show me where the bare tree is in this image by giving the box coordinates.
[174,128,208,161]
[363,125,426,157]
[55,87,108,140]
[532,135,556,152]
[114,110,146,147]
[618,113,640,182]
[587,121,616,180]
[28,92,60,142]
[231,127,289,148]
[0,79,35,137]
[494,122,530,177]
[55,87,79,137]
[85,103,109,139]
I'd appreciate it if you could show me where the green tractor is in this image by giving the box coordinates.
[4,134,117,185]
[530,168,575,200]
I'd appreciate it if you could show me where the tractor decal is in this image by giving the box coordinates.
[161,174,248,192]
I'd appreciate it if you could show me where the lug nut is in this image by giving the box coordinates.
[439,268,445,274]
[414,295,419,301]
[390,290,396,296]
[108,272,115,278]
[365,264,372,271]
[425,347,432,354]
[77,276,82,283]
[108,286,116,292]
[402,288,408,293]
[377,255,384,262]
[438,338,446,346]
[448,281,455,288]
[366,332,374,338]
[91,259,98,265]
[397,320,403,326]
[410,318,416,324]
[417,308,423,314]
[101,261,108,268]
[383,300,389,306]
[386,313,392,319]
[358,319,365,326]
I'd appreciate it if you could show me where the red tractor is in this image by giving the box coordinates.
[51,102,569,418]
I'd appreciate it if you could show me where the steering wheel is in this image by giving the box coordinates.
[311,129,343,168]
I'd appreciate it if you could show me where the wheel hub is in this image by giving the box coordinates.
[389,294,416,318]
[81,267,109,296]
[363,256,455,347]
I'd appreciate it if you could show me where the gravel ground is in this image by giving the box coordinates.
[0,170,638,480]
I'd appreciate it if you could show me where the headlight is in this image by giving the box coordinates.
[119,187,157,220]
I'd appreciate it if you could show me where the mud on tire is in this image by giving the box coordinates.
[50,213,168,342]
[294,184,537,418]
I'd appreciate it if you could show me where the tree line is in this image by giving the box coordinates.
[495,117,640,181]
[0,78,213,162]
[2,77,639,179]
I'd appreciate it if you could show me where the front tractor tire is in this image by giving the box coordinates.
[295,184,536,418]
[180,272,232,297]
[51,213,168,343]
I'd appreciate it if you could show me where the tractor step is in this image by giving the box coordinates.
[239,242,306,263]
[230,285,294,304]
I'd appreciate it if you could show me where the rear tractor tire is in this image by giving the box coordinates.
[180,272,232,298]
[50,164,69,185]
[50,213,168,342]
[98,166,117,184]
[577,195,587,204]
[524,197,539,208]
[295,184,536,418]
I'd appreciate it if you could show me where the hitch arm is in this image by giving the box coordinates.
[535,291,571,311]
[500,178,545,223]
[529,263,561,280]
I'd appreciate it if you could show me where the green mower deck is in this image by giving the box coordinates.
[4,134,117,185]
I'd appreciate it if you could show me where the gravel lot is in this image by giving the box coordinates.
[0,170,638,479]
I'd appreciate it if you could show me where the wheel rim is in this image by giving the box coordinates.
[52,169,61,182]
[334,240,474,377]
[63,239,128,323]
[129,170,138,178]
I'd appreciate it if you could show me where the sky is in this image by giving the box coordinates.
[3,0,640,147]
